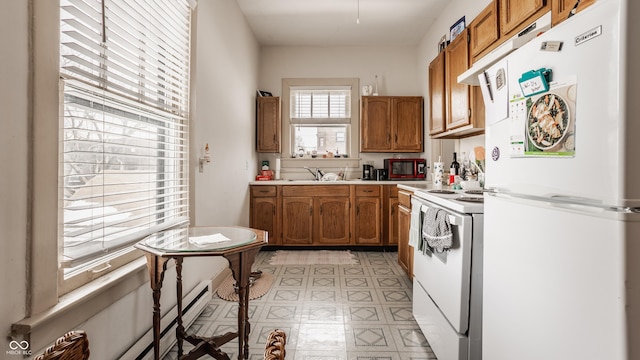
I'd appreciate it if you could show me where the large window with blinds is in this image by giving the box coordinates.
[59,0,191,291]
[289,86,351,157]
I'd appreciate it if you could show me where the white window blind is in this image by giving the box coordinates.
[59,0,191,272]
[290,87,351,124]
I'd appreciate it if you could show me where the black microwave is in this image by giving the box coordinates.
[384,158,427,180]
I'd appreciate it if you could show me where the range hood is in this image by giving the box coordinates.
[458,12,552,86]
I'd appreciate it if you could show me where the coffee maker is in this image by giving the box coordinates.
[362,164,373,180]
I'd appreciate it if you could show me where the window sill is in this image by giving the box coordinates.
[11,257,149,352]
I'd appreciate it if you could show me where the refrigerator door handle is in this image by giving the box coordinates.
[549,194,603,206]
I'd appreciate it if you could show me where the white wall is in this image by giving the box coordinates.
[191,0,261,227]
[417,0,491,169]
[1,0,260,357]
[0,0,29,337]
[258,46,428,171]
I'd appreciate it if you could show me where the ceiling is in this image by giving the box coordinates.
[235,0,449,46]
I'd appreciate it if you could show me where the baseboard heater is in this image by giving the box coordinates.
[119,280,212,360]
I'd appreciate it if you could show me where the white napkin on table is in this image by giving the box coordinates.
[189,233,231,246]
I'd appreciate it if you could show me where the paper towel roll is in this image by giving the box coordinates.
[275,158,281,180]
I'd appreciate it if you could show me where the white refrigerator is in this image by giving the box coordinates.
[481,0,640,359]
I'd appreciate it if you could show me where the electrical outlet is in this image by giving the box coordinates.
[245,160,249,170]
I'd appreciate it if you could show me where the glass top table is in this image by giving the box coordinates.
[140,226,259,253]
[135,226,267,360]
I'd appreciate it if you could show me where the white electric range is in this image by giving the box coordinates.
[411,188,484,360]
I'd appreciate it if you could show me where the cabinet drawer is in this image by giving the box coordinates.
[283,185,350,197]
[355,185,381,197]
[398,190,412,208]
[252,186,277,197]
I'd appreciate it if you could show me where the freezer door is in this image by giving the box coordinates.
[483,194,633,360]
[485,0,640,208]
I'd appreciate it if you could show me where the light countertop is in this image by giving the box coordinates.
[249,179,432,193]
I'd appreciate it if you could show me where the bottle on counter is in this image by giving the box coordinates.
[449,152,460,185]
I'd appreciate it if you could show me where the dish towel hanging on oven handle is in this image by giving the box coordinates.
[422,207,453,253]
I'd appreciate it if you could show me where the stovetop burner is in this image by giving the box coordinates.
[465,190,484,195]
[428,189,456,194]
[456,196,484,203]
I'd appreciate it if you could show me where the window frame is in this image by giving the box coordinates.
[280,78,360,170]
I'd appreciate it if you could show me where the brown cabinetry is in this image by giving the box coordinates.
[256,96,281,153]
[385,185,400,246]
[499,0,549,38]
[281,185,350,246]
[250,186,280,245]
[428,52,446,136]
[353,185,382,245]
[551,0,595,26]
[430,28,485,139]
[469,0,500,63]
[361,96,423,152]
[397,190,413,279]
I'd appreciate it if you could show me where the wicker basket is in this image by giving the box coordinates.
[263,329,286,360]
[34,330,90,360]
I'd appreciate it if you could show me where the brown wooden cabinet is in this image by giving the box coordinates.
[353,185,382,245]
[551,0,595,26]
[469,0,500,63]
[361,96,423,152]
[281,185,350,246]
[397,190,413,279]
[250,185,280,245]
[430,28,485,139]
[386,185,400,246]
[256,96,281,153]
[316,197,351,245]
[499,0,549,38]
[428,52,446,136]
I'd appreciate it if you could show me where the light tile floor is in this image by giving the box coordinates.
[164,251,437,360]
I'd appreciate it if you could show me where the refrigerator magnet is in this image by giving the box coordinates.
[518,68,552,97]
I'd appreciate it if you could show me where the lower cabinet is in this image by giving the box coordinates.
[397,190,413,278]
[354,185,382,245]
[249,185,280,245]
[280,185,351,246]
[251,184,400,247]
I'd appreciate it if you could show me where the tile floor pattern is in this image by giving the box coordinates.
[163,251,437,360]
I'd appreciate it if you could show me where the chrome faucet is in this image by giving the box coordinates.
[304,166,325,180]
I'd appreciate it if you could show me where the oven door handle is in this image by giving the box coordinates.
[421,205,461,226]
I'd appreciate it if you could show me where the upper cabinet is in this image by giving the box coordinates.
[256,96,281,153]
[469,0,500,63]
[429,28,485,139]
[428,52,446,135]
[499,0,549,38]
[551,0,595,26]
[361,96,423,152]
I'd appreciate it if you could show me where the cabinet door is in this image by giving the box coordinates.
[445,28,471,130]
[470,0,499,62]
[354,197,381,245]
[387,197,399,245]
[251,197,278,245]
[257,97,280,153]
[500,0,547,37]
[398,204,412,278]
[429,51,446,135]
[392,97,423,152]
[551,0,595,26]
[282,197,313,245]
[316,197,350,245]
[361,97,392,152]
